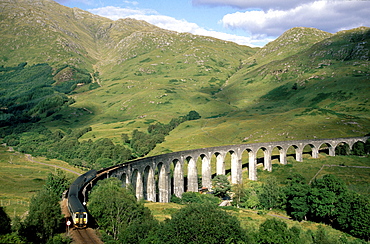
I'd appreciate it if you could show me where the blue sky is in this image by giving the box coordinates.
[55,0,370,47]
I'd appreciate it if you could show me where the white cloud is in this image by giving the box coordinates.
[192,0,310,10]
[221,1,370,36]
[55,0,94,6]
[123,1,139,5]
[88,6,267,47]
[88,6,158,20]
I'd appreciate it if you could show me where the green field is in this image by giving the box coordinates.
[256,154,370,196]
[0,145,85,218]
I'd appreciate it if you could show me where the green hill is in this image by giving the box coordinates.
[0,0,369,157]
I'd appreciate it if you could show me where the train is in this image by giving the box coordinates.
[67,169,97,228]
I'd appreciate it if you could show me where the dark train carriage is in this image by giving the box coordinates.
[68,194,88,228]
[67,170,96,228]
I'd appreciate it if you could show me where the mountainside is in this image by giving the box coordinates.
[0,0,369,157]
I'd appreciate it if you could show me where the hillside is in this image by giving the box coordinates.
[0,0,369,157]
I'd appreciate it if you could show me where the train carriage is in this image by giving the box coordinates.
[67,170,97,228]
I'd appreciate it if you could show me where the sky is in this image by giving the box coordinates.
[55,0,370,47]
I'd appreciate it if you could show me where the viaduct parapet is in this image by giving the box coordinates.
[95,136,369,203]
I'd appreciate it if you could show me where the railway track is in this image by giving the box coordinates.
[71,228,103,244]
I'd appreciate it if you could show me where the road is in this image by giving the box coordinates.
[25,154,82,176]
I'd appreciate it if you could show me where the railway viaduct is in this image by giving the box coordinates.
[93,136,369,203]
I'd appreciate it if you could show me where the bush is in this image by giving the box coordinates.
[148,202,248,244]
[180,192,220,205]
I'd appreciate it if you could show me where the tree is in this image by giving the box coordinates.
[212,174,231,199]
[259,176,284,210]
[334,192,370,241]
[351,142,365,156]
[335,143,350,155]
[150,202,248,244]
[180,192,220,205]
[284,174,309,221]
[0,206,11,235]
[308,174,347,224]
[232,183,249,208]
[312,225,336,244]
[258,218,300,244]
[22,189,63,243]
[121,133,130,144]
[44,169,70,197]
[186,110,201,120]
[88,178,157,242]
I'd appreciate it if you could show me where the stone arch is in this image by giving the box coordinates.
[224,150,241,184]
[302,143,316,158]
[334,141,351,156]
[272,145,287,164]
[256,146,272,171]
[120,172,128,188]
[351,140,366,156]
[214,151,226,175]
[318,142,335,156]
[156,162,168,202]
[286,145,300,162]
[131,169,143,200]
[199,154,211,189]
[243,148,257,181]
[171,159,183,198]
[185,156,198,192]
[143,165,155,202]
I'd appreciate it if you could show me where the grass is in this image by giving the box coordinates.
[144,202,184,222]
[255,154,370,196]
[0,145,85,218]
[144,201,359,242]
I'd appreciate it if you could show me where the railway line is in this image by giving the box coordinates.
[70,228,103,244]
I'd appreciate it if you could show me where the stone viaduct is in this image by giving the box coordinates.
[95,136,369,203]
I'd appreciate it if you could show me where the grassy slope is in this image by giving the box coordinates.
[2,1,369,154]
[150,27,370,154]
[0,145,85,218]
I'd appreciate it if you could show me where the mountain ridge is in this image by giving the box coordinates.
[0,0,369,156]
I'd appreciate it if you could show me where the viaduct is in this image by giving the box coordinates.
[91,136,369,203]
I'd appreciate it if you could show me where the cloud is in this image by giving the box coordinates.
[123,1,139,6]
[192,0,310,10]
[55,0,94,5]
[220,1,370,37]
[88,6,267,47]
[88,6,158,20]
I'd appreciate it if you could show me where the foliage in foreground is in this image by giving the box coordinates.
[232,173,370,241]
[146,202,248,244]
[88,178,158,243]
[0,170,71,244]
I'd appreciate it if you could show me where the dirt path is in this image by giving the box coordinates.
[309,164,370,184]
[25,154,82,176]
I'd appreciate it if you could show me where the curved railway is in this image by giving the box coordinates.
[67,165,123,228]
